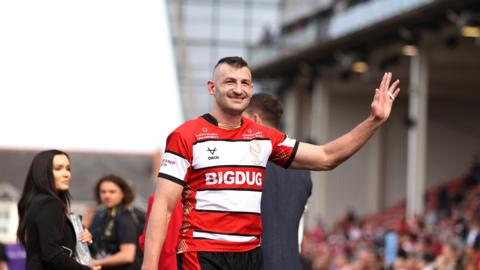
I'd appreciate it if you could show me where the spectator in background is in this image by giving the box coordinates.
[465,215,480,249]
[90,175,139,270]
[0,242,7,270]
[435,242,462,270]
[243,93,312,270]
[17,149,99,270]
[418,253,436,270]
[260,25,274,45]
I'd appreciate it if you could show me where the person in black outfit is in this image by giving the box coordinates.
[17,149,101,270]
[244,93,313,270]
[90,175,139,270]
[0,242,7,270]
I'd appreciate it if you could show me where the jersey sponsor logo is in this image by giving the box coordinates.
[207,147,217,155]
[207,147,219,160]
[205,171,262,186]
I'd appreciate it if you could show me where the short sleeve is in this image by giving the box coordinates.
[158,131,192,186]
[268,129,299,169]
[116,213,138,246]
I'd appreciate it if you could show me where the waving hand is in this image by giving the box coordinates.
[370,72,400,123]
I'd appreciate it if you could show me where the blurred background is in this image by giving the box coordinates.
[1,0,480,269]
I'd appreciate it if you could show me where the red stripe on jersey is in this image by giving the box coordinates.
[182,238,261,253]
[190,211,262,236]
[161,114,297,252]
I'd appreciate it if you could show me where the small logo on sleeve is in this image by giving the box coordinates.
[161,158,176,167]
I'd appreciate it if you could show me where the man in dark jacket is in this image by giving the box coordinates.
[244,93,312,270]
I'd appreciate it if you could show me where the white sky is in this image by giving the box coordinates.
[0,0,183,153]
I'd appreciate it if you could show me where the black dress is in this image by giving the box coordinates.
[24,194,89,270]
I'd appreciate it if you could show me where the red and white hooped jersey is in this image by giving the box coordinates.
[158,114,299,253]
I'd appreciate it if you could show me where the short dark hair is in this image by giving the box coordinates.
[94,174,135,207]
[246,93,283,128]
[214,56,249,72]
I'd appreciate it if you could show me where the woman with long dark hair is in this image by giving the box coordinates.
[17,149,101,270]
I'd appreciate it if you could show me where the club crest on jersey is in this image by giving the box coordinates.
[207,147,219,160]
[249,141,262,165]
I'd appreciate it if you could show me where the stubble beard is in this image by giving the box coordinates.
[220,95,250,116]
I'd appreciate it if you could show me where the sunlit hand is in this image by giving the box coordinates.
[79,227,93,245]
[90,260,102,270]
[370,72,400,123]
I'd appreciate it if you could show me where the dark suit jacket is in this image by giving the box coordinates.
[24,194,89,270]
[261,162,312,270]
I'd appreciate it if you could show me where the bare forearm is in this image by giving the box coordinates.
[322,115,381,169]
[96,248,135,267]
[141,178,183,270]
[292,116,382,170]
[141,196,171,269]
[292,72,398,171]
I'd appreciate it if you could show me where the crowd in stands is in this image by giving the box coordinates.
[301,163,480,270]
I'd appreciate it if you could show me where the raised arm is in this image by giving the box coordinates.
[290,72,400,171]
[141,178,183,270]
